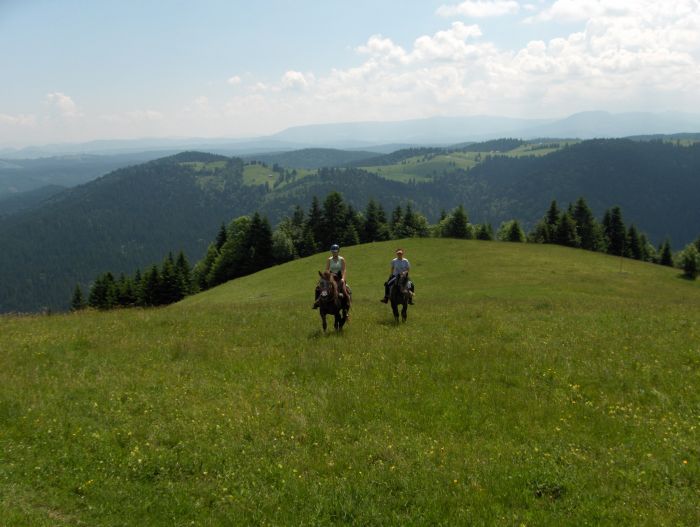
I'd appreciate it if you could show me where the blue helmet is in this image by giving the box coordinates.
[330,244,340,252]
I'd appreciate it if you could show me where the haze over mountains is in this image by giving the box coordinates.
[3,111,700,159]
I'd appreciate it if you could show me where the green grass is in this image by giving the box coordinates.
[242,163,277,186]
[1,239,699,525]
[179,161,228,172]
[243,165,314,188]
[362,144,577,182]
[363,153,477,182]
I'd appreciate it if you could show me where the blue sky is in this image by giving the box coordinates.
[2,0,699,146]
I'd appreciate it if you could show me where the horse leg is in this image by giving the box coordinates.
[321,312,327,332]
[402,301,408,322]
[391,301,399,322]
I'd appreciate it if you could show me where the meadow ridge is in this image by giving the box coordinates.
[1,239,698,525]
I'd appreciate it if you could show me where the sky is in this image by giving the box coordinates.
[1,0,699,147]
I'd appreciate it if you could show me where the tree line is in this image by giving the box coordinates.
[73,193,700,310]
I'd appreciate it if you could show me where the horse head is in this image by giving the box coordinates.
[318,270,338,303]
[396,270,410,295]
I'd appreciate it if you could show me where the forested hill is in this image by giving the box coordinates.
[0,152,265,313]
[423,139,700,245]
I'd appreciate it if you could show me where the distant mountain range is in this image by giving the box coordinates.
[3,111,700,159]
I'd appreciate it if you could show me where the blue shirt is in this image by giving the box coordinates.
[391,257,410,276]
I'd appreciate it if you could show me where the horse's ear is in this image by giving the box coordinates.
[318,270,322,277]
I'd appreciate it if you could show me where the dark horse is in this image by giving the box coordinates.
[317,271,349,332]
[389,270,411,323]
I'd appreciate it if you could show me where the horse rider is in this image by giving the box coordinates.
[380,248,415,304]
[313,244,351,309]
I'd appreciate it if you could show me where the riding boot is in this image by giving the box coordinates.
[380,282,389,303]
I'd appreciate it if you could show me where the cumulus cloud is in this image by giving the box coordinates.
[227,75,242,86]
[45,92,79,117]
[281,70,311,90]
[437,0,520,18]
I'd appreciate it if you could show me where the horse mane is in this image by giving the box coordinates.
[319,270,339,298]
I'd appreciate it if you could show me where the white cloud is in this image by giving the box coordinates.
[281,70,311,90]
[45,92,79,117]
[227,75,242,86]
[437,0,520,18]
[411,22,483,62]
[358,35,408,62]
[0,113,36,126]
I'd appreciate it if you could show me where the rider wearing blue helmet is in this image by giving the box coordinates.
[313,244,351,309]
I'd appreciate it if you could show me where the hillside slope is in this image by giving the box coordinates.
[0,152,265,313]
[1,240,698,525]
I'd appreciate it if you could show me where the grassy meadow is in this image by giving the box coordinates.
[1,239,699,525]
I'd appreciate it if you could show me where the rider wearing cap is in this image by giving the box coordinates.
[380,248,414,304]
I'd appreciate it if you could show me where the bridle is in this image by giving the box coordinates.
[318,275,338,304]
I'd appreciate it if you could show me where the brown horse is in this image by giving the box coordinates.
[317,271,348,332]
[389,270,410,322]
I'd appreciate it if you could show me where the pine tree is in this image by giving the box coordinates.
[141,265,161,306]
[159,254,181,305]
[362,199,382,243]
[345,204,363,246]
[193,243,219,291]
[116,273,136,307]
[246,212,274,274]
[320,192,348,249]
[445,205,469,238]
[572,197,601,251]
[528,219,550,244]
[401,203,417,238]
[545,200,561,241]
[306,196,323,250]
[291,205,305,229]
[555,212,579,247]
[507,220,525,242]
[175,251,193,296]
[476,224,494,241]
[390,205,404,238]
[659,239,674,267]
[298,223,318,257]
[626,225,642,260]
[70,284,86,311]
[208,216,252,286]
[88,272,117,310]
[215,223,227,251]
[604,206,626,256]
[497,220,523,242]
